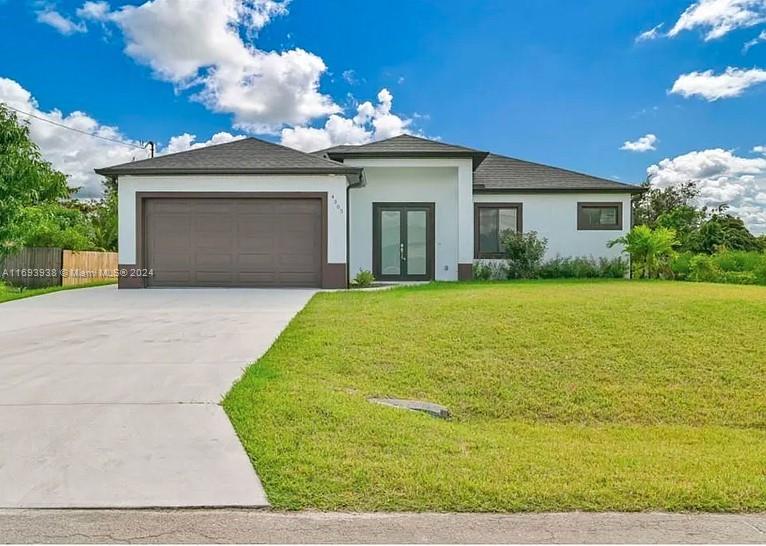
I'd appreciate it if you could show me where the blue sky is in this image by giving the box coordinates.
[2,0,766,231]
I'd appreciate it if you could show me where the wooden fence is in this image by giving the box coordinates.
[0,247,118,288]
[0,247,63,288]
[62,250,118,286]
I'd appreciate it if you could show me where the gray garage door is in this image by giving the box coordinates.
[144,198,322,287]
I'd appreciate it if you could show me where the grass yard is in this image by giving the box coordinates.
[223,280,766,512]
[0,280,115,304]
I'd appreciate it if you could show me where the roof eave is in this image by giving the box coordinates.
[473,185,645,194]
[94,166,363,177]
[325,150,489,169]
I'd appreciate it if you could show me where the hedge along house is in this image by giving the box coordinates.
[96,134,643,289]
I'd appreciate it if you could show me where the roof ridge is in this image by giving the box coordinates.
[482,152,639,188]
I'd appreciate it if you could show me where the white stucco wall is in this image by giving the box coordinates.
[473,192,632,260]
[345,158,474,281]
[117,174,348,265]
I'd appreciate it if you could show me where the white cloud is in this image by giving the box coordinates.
[70,0,338,133]
[669,66,766,100]
[76,1,112,21]
[163,132,246,154]
[341,69,358,85]
[636,23,664,42]
[0,77,245,198]
[753,145,766,153]
[647,148,766,233]
[280,88,412,152]
[743,29,766,51]
[621,133,658,152]
[668,0,766,41]
[36,9,86,35]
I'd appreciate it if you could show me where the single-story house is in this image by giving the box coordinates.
[95,134,643,289]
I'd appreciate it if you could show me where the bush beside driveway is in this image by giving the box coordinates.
[224,280,766,511]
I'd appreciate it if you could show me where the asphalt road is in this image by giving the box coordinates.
[1,510,765,543]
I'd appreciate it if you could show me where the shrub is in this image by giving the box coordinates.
[672,250,766,285]
[473,262,492,281]
[351,269,375,288]
[609,225,678,279]
[501,230,548,279]
[538,256,627,279]
[472,261,509,280]
[670,251,694,279]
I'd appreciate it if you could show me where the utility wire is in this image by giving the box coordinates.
[1,102,150,152]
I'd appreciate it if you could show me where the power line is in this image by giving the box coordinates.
[1,102,151,153]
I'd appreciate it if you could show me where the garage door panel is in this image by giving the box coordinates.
[194,271,237,283]
[276,201,321,214]
[279,272,320,285]
[152,253,193,269]
[152,270,193,284]
[237,272,278,284]
[145,197,322,288]
[149,200,193,214]
[238,253,276,269]
[195,253,234,268]
[235,201,276,214]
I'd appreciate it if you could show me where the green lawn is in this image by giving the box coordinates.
[223,280,766,512]
[0,280,115,303]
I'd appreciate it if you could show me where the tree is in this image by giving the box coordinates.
[691,212,763,254]
[633,180,701,228]
[609,225,678,279]
[89,178,118,251]
[0,104,72,255]
[9,202,95,250]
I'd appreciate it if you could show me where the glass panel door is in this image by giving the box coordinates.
[406,210,427,276]
[380,210,401,276]
[374,203,433,281]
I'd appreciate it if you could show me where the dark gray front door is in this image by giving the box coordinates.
[373,203,435,281]
[144,198,322,287]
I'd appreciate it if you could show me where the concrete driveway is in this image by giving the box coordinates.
[0,285,316,508]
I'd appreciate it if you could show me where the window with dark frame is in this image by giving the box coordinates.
[474,204,522,258]
[577,202,623,230]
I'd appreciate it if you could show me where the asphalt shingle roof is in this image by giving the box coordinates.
[316,134,485,156]
[473,153,643,192]
[95,137,362,176]
[96,133,641,193]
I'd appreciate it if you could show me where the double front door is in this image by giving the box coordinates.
[373,203,435,281]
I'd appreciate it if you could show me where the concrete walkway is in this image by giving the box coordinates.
[1,510,765,543]
[0,285,316,508]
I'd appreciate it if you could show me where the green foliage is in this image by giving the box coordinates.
[655,205,706,250]
[472,261,509,280]
[672,250,766,285]
[691,213,762,254]
[633,180,700,228]
[610,225,678,279]
[9,202,95,250]
[501,230,548,279]
[351,269,375,288]
[538,256,627,279]
[89,180,118,251]
[0,105,72,255]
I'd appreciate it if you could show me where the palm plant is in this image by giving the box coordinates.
[609,225,678,279]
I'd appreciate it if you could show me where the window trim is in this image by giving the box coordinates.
[577,202,623,231]
[473,202,523,259]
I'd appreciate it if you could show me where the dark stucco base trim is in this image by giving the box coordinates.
[323,263,347,289]
[117,264,145,289]
[458,263,473,281]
